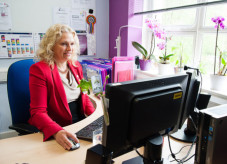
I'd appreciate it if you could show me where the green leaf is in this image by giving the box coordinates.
[171,46,177,51]
[221,57,226,65]
[165,54,174,58]
[77,79,92,95]
[132,41,147,58]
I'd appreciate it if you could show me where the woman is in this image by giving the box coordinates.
[28,24,95,150]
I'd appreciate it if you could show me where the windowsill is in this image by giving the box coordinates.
[202,87,227,99]
[135,69,227,100]
[202,75,227,99]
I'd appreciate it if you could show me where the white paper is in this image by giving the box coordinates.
[72,0,95,10]
[33,33,45,52]
[71,10,86,31]
[53,7,71,26]
[0,3,12,31]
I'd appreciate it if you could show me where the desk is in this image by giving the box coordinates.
[0,95,195,164]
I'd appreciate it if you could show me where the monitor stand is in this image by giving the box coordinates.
[122,135,170,164]
[170,93,211,143]
[170,117,196,143]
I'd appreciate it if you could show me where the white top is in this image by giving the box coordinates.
[59,69,81,103]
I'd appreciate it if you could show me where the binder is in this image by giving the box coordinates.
[111,56,135,83]
[80,59,112,91]
[113,60,134,83]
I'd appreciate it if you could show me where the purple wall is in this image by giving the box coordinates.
[109,0,143,58]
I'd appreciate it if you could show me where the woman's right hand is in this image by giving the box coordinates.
[53,130,79,150]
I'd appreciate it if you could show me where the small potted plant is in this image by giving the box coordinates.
[170,42,190,73]
[210,16,227,92]
[132,18,165,71]
[157,36,174,75]
[210,46,227,91]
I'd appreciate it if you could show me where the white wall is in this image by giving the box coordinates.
[0,0,109,136]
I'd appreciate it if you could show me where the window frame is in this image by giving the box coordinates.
[142,0,227,95]
[142,0,227,69]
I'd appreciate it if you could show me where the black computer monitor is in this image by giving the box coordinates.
[170,70,201,143]
[102,70,200,163]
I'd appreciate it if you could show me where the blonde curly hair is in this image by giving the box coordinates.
[35,24,80,67]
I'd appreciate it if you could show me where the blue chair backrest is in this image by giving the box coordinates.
[7,59,35,125]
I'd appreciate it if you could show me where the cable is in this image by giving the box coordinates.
[188,115,197,131]
[198,69,203,95]
[177,114,198,163]
[168,145,190,161]
[168,133,196,164]
[167,135,180,163]
[177,136,196,164]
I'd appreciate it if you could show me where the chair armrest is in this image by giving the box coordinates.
[9,123,39,135]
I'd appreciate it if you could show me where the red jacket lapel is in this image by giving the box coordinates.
[52,64,71,116]
[68,61,82,84]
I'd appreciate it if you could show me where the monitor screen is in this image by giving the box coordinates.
[102,71,200,158]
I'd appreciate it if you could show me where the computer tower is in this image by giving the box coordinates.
[195,104,227,164]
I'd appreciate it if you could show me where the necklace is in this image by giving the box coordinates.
[57,66,69,74]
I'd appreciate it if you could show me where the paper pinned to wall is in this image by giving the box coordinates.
[0,2,12,31]
[71,10,86,31]
[53,7,71,26]
[72,0,96,10]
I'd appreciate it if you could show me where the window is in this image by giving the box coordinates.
[142,0,227,90]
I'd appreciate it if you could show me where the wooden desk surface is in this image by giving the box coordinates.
[0,95,195,164]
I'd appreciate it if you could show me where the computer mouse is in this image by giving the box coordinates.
[68,138,80,151]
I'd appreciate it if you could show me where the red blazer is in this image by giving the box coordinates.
[28,61,95,141]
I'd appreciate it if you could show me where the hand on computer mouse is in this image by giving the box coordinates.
[68,138,80,150]
[53,130,79,150]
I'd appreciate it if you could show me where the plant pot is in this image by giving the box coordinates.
[210,74,227,92]
[139,59,152,71]
[158,63,174,75]
[174,67,184,74]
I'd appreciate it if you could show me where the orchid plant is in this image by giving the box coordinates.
[212,16,226,76]
[132,18,166,61]
[157,35,174,64]
[216,47,227,76]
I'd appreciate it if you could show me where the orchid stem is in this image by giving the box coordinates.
[214,24,219,75]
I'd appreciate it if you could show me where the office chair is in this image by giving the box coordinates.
[7,59,39,135]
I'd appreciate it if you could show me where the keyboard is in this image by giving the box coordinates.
[76,115,104,141]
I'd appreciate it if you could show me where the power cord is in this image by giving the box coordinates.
[167,135,196,164]
[168,114,198,163]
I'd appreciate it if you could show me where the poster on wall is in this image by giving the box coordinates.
[53,7,71,26]
[0,32,35,58]
[78,33,87,55]
[71,0,95,10]
[0,2,12,31]
[33,33,45,53]
[71,10,86,32]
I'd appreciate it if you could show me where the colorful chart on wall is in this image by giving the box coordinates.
[0,32,34,58]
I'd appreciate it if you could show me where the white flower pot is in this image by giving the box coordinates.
[174,67,184,74]
[210,74,227,92]
[158,63,174,75]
